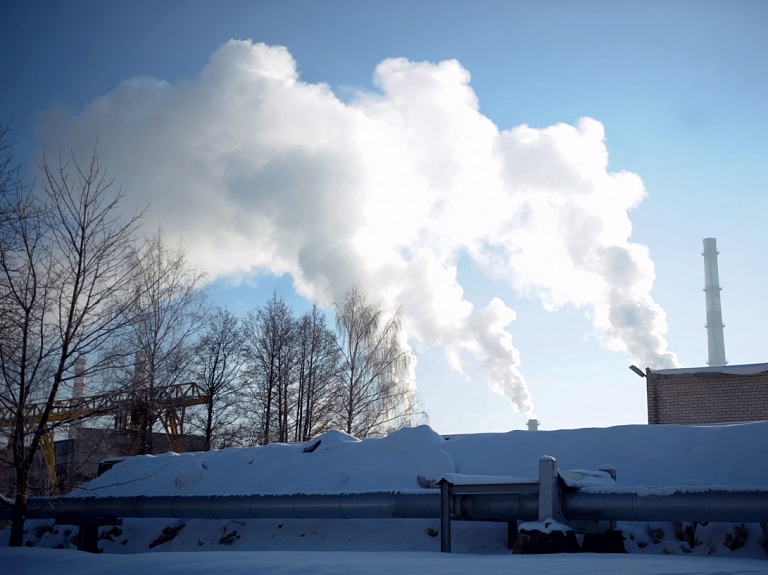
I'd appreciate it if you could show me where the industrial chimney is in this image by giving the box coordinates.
[69,356,87,439]
[702,238,727,366]
[73,356,87,399]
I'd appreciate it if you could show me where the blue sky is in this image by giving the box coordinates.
[2,1,766,433]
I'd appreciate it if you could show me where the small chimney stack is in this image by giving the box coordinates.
[527,419,540,431]
[702,238,727,366]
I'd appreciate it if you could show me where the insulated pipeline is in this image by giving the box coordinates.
[562,489,768,523]
[8,487,768,524]
[456,493,539,522]
[15,492,442,521]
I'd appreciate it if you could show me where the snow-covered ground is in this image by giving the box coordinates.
[3,547,768,575]
[2,422,767,574]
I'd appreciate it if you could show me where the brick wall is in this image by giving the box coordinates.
[646,368,768,424]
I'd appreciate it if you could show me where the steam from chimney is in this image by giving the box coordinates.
[35,41,680,415]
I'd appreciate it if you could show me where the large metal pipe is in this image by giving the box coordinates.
[10,492,442,522]
[8,486,768,524]
[456,493,539,522]
[702,237,727,366]
[563,488,768,524]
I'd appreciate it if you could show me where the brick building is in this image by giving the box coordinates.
[646,363,768,425]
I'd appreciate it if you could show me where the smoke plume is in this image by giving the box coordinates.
[35,41,679,417]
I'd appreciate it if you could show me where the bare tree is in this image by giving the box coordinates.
[0,132,141,546]
[333,284,414,437]
[189,307,245,450]
[242,293,296,444]
[293,305,339,442]
[121,231,207,454]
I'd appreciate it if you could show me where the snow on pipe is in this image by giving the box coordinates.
[4,455,767,526]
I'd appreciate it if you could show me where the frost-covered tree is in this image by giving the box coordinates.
[333,284,414,437]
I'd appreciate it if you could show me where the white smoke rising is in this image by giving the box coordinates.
[35,40,679,418]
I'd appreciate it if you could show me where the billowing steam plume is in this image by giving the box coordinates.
[36,41,679,417]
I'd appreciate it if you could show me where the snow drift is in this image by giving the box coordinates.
[7,422,768,558]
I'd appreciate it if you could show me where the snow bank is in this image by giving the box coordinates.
[9,422,768,558]
[77,422,768,498]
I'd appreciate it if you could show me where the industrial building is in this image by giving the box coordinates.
[643,238,767,425]
[645,363,768,425]
[0,354,207,495]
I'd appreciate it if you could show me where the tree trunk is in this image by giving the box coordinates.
[204,397,214,451]
[9,464,30,546]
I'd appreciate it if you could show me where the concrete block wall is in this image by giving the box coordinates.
[647,369,768,425]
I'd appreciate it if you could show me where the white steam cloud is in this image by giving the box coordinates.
[36,41,679,418]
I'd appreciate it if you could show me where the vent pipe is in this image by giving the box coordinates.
[702,238,726,366]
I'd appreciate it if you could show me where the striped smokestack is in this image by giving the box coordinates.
[702,238,726,366]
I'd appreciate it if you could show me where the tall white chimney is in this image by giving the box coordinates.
[702,238,727,366]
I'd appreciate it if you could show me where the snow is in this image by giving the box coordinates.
[0,548,766,575]
[650,362,768,376]
[74,422,768,496]
[2,422,768,573]
[519,518,573,535]
[2,548,768,575]
[559,469,617,489]
[438,473,534,485]
[417,449,455,487]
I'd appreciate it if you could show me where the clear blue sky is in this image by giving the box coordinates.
[2,1,766,433]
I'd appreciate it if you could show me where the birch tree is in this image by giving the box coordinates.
[333,284,414,437]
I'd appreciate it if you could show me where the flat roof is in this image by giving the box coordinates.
[649,362,768,378]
